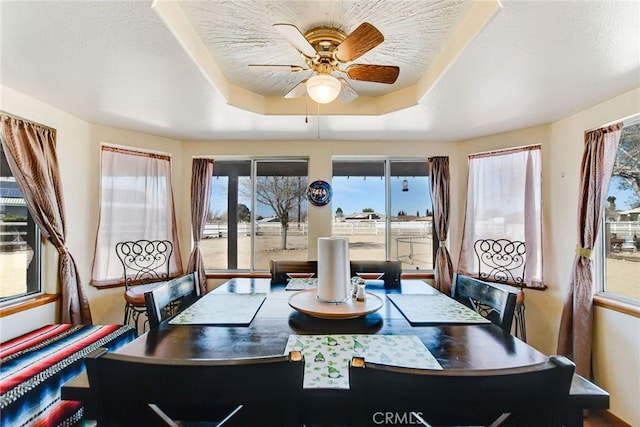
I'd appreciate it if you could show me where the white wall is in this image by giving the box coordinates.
[1,84,639,424]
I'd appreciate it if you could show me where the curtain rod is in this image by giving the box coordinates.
[101,143,172,159]
[469,143,540,159]
[0,110,57,133]
[583,113,639,134]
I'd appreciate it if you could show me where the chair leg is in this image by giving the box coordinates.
[514,302,526,342]
[128,308,150,335]
[123,303,131,326]
[141,312,149,333]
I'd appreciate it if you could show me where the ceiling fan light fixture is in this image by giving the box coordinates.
[306,74,341,104]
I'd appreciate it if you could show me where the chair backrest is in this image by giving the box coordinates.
[144,272,201,329]
[452,273,517,333]
[349,355,575,427]
[85,347,304,426]
[350,260,402,288]
[474,238,526,286]
[115,239,173,289]
[270,259,318,285]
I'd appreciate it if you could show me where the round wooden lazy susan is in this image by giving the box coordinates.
[288,289,383,319]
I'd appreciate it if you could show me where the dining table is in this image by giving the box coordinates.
[62,277,608,426]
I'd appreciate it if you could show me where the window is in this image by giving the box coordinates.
[332,159,433,270]
[204,159,309,271]
[458,145,543,288]
[600,117,640,302]
[90,146,182,286]
[0,146,41,303]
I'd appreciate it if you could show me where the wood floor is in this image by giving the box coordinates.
[583,410,630,427]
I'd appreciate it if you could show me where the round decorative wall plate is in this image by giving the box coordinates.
[307,180,332,206]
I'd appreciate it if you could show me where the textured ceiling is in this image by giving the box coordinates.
[0,0,638,142]
[179,0,471,98]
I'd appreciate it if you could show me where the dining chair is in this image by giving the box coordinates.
[349,355,575,427]
[144,272,201,330]
[84,347,304,426]
[269,259,318,285]
[474,238,527,341]
[115,239,174,333]
[349,260,402,288]
[451,273,517,334]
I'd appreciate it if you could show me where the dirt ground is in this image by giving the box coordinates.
[200,234,433,271]
[1,236,638,300]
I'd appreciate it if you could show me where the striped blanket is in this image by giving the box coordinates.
[1,324,137,427]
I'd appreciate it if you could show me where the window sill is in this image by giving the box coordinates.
[0,293,59,318]
[593,294,640,318]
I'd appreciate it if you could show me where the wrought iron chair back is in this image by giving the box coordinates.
[115,240,174,288]
[474,239,526,286]
[473,238,527,341]
[115,239,174,332]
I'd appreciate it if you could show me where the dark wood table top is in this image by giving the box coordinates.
[116,278,547,370]
[63,278,608,426]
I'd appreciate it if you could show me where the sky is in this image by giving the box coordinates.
[608,177,638,211]
[210,176,432,219]
[331,176,431,216]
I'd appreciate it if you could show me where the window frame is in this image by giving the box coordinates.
[90,144,182,287]
[331,157,434,271]
[205,158,310,272]
[0,178,42,306]
[457,145,543,288]
[595,114,640,308]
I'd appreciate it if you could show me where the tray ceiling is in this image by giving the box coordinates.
[153,0,496,115]
[178,0,471,97]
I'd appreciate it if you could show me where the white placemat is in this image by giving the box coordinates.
[169,293,267,326]
[387,293,490,326]
[285,277,318,291]
[284,334,442,389]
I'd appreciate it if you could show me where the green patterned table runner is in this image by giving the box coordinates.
[387,293,490,325]
[169,293,267,326]
[284,334,442,389]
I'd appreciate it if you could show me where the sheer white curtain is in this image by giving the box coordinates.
[91,146,182,287]
[458,145,543,288]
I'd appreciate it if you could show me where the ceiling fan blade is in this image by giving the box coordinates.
[284,80,308,98]
[346,64,399,84]
[337,78,359,104]
[249,64,306,72]
[273,23,317,58]
[335,22,384,62]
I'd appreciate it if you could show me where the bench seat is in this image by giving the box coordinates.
[0,324,136,427]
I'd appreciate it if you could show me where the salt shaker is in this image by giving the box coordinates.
[356,284,366,301]
[351,277,364,298]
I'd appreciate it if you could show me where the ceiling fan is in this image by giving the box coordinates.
[249,22,400,104]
